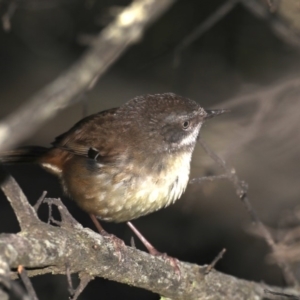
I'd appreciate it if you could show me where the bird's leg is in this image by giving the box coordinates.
[89,214,106,234]
[127,221,160,255]
[127,221,181,277]
[89,214,125,260]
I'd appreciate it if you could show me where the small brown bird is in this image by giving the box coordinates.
[1,93,227,251]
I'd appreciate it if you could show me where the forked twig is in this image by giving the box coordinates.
[43,198,80,229]
[198,138,298,286]
[70,273,93,300]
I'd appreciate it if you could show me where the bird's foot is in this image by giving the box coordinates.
[90,214,124,261]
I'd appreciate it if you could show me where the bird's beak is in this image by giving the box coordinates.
[204,109,230,120]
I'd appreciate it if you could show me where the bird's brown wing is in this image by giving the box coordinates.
[52,107,120,161]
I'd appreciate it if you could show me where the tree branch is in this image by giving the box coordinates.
[0,210,297,300]
[0,172,299,299]
[0,0,175,152]
[0,167,39,230]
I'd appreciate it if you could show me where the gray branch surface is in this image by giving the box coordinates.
[0,0,175,152]
[0,172,299,299]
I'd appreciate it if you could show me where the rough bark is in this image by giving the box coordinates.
[0,172,299,299]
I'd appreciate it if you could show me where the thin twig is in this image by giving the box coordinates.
[33,191,47,212]
[224,98,274,158]
[265,289,300,299]
[18,265,39,300]
[66,262,75,296]
[43,198,81,229]
[70,273,93,300]
[130,236,136,248]
[217,76,300,159]
[198,138,298,286]
[205,248,226,275]
[46,199,53,225]
[223,76,300,109]
[0,274,30,300]
[189,174,228,185]
[242,0,300,49]
[173,0,240,68]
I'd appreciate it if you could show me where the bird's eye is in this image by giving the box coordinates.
[182,120,190,129]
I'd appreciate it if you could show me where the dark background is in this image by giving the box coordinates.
[1,0,300,299]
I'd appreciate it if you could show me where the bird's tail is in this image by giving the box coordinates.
[0,146,49,164]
